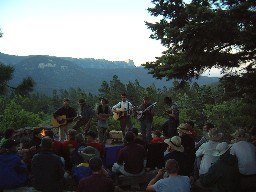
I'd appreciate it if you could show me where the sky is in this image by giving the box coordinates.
[0,0,221,76]
[0,0,166,66]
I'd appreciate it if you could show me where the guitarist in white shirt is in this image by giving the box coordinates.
[137,96,155,144]
[112,93,133,138]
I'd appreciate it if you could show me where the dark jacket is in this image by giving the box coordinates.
[200,153,240,192]
[32,150,65,192]
[0,152,27,189]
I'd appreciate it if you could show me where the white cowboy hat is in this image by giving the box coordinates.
[207,128,223,141]
[164,136,184,152]
[177,123,192,135]
[213,142,232,156]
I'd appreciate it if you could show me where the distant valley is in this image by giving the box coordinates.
[0,53,220,95]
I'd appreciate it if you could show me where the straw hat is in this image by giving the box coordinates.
[231,129,249,141]
[213,142,232,156]
[177,123,192,135]
[78,146,100,162]
[164,136,184,152]
[207,128,223,141]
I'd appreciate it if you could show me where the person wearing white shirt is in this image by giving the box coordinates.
[196,128,223,175]
[230,129,256,176]
[112,93,133,138]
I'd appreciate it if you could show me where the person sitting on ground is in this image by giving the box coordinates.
[62,129,78,171]
[45,129,64,157]
[177,123,196,176]
[112,131,146,176]
[0,139,28,190]
[77,157,114,192]
[72,146,100,184]
[196,128,223,176]
[31,136,65,192]
[185,120,198,141]
[70,133,87,166]
[195,122,215,150]
[131,127,146,147]
[146,159,190,192]
[195,142,240,192]
[0,128,15,146]
[230,128,256,190]
[85,130,104,157]
[150,130,164,144]
[164,136,187,175]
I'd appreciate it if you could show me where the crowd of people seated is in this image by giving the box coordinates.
[0,123,256,192]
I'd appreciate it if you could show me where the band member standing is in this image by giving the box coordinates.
[137,96,154,144]
[96,98,112,143]
[53,98,77,142]
[73,99,94,133]
[112,93,133,138]
[162,96,179,138]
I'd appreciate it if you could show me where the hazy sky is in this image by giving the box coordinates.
[0,0,166,66]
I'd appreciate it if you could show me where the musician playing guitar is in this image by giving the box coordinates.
[112,93,133,138]
[96,97,112,143]
[137,96,155,143]
[53,98,77,142]
[162,96,180,138]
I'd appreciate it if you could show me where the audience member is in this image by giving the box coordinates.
[112,131,146,176]
[86,130,104,157]
[196,128,223,175]
[72,146,100,184]
[45,129,63,156]
[177,123,196,176]
[196,142,240,192]
[195,122,215,150]
[146,159,190,192]
[0,139,28,190]
[230,128,256,191]
[32,136,65,192]
[185,120,197,141]
[62,129,78,171]
[150,130,164,144]
[77,157,114,192]
[131,127,146,146]
[164,136,187,175]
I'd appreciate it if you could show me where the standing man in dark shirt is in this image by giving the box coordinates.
[53,98,77,142]
[137,96,155,144]
[73,98,94,133]
[162,96,179,138]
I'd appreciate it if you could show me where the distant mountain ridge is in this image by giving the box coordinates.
[0,53,220,95]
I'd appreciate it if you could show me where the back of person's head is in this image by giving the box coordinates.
[33,129,41,137]
[40,136,52,150]
[131,128,139,136]
[68,129,77,140]
[45,130,54,139]
[165,159,179,174]
[75,133,85,143]
[4,128,15,139]
[153,130,162,138]
[121,93,127,97]
[89,157,102,172]
[186,120,194,128]
[205,122,214,129]
[164,96,172,104]
[124,131,135,143]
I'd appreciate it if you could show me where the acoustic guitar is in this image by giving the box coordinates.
[112,108,128,121]
[52,115,79,127]
[136,102,157,120]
